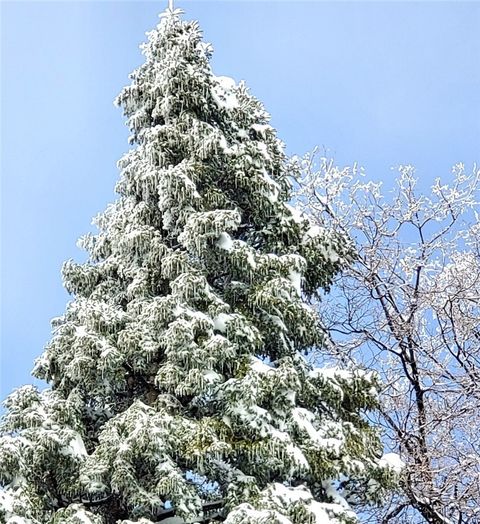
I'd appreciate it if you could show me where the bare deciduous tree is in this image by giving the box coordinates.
[293,152,480,523]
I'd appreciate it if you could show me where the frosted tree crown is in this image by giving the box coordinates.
[0,9,397,524]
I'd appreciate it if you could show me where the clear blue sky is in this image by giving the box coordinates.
[1,1,479,400]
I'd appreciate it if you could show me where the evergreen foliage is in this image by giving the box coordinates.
[0,8,399,524]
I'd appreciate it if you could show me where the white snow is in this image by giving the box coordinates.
[211,76,239,110]
[292,408,345,455]
[292,408,316,437]
[0,490,14,515]
[203,369,222,383]
[185,309,212,325]
[286,443,310,470]
[266,190,278,204]
[322,480,349,509]
[246,251,256,269]
[310,367,353,381]
[303,225,324,241]
[173,304,185,317]
[6,517,30,524]
[9,476,25,489]
[75,325,88,337]
[118,442,129,453]
[291,408,344,454]
[285,390,296,405]
[379,452,404,474]
[368,386,379,400]
[216,232,233,252]
[61,432,88,458]
[270,428,289,443]
[284,203,304,224]
[267,484,334,524]
[268,482,311,504]
[213,313,233,333]
[224,505,292,524]
[250,357,274,374]
[256,142,271,161]
[269,315,288,331]
[323,245,340,263]
[288,270,301,296]
[308,500,336,524]
[74,508,96,524]
[261,170,281,203]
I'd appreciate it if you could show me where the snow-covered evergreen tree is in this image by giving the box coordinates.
[0,8,399,524]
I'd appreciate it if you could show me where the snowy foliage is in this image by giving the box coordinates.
[1,9,395,524]
[294,151,480,522]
